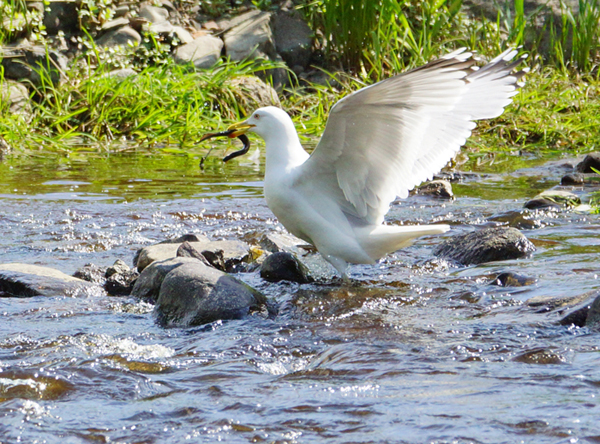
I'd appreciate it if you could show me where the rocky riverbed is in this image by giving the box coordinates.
[1,148,600,442]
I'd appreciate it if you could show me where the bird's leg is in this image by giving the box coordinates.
[323,255,350,281]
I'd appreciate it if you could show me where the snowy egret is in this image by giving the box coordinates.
[200,48,527,278]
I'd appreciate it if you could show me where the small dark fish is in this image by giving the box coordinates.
[198,131,251,168]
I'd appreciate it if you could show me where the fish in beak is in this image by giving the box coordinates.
[199,121,255,163]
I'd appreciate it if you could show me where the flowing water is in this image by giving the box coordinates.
[1,146,599,444]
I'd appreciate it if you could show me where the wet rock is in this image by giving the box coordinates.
[131,257,201,303]
[172,35,223,69]
[585,294,600,329]
[139,5,169,24]
[196,240,252,272]
[271,10,313,70]
[134,234,210,271]
[43,1,79,35]
[1,44,67,86]
[414,179,454,199]
[524,190,580,210]
[260,252,312,283]
[561,173,584,185]
[513,348,566,364]
[176,241,213,267]
[487,210,541,230]
[96,26,142,48]
[575,153,600,173]
[559,303,592,327]
[74,263,107,285]
[104,260,138,296]
[433,227,535,265]
[225,76,281,111]
[0,263,102,297]
[223,10,276,61]
[105,270,138,296]
[529,290,595,317]
[0,80,30,114]
[155,262,270,327]
[491,272,536,287]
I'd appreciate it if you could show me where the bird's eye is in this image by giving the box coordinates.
[254,113,260,120]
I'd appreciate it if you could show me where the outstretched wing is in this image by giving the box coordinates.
[296,48,527,225]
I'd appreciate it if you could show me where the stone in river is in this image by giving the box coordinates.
[0,263,102,297]
[575,153,600,173]
[131,257,201,303]
[260,251,312,283]
[433,227,535,266]
[155,262,271,327]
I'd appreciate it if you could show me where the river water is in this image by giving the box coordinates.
[0,146,599,443]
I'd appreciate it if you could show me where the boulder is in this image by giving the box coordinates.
[96,26,142,48]
[0,81,30,114]
[131,257,201,302]
[172,35,223,69]
[154,262,270,327]
[271,10,313,70]
[560,173,584,185]
[43,1,79,35]
[225,76,281,113]
[260,252,312,283]
[0,263,102,297]
[176,241,213,267]
[413,179,454,199]
[433,227,535,265]
[1,44,67,86]
[222,10,276,61]
[575,153,600,173]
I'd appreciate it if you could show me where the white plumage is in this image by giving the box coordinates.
[208,48,527,278]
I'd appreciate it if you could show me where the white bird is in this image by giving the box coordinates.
[201,48,527,279]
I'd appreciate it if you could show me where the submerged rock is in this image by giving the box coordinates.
[433,227,535,265]
[74,263,107,285]
[524,189,580,210]
[155,262,270,327]
[0,263,102,297]
[260,252,312,283]
[491,272,536,287]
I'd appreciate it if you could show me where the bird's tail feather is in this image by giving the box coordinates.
[356,224,449,261]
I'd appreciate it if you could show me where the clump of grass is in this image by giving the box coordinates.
[0,55,282,152]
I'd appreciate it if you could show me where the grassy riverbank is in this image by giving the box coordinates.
[1,0,600,161]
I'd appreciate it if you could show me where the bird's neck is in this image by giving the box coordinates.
[262,124,309,175]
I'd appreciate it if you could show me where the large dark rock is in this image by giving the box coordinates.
[575,153,600,173]
[260,252,312,283]
[155,262,270,327]
[0,263,102,297]
[271,10,313,71]
[131,257,200,303]
[1,44,67,86]
[433,227,535,265]
[104,260,138,296]
[43,1,79,35]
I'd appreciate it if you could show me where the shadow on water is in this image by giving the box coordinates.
[1,146,600,443]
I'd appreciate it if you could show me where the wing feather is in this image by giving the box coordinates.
[296,48,526,225]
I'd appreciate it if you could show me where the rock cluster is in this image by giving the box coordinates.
[1,0,314,109]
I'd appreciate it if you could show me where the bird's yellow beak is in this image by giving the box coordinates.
[199,121,254,142]
[226,121,255,137]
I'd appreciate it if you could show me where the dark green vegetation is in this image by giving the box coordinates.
[1,0,600,164]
